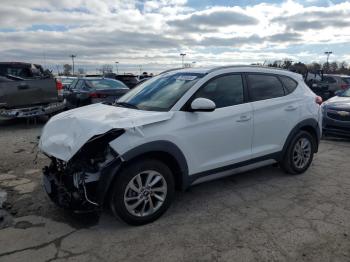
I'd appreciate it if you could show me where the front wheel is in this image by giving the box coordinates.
[109,159,175,225]
[281,131,315,174]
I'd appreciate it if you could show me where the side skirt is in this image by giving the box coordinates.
[188,153,280,186]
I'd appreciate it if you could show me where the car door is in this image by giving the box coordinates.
[246,73,300,158]
[66,80,85,107]
[177,73,253,175]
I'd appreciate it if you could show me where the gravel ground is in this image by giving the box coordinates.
[1,119,350,261]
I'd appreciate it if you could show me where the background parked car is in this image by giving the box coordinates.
[323,74,350,94]
[64,77,129,108]
[104,73,139,88]
[322,88,350,137]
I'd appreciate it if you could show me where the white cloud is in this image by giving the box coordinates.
[0,0,349,73]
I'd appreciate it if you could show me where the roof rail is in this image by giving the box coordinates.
[207,65,290,74]
[158,67,184,75]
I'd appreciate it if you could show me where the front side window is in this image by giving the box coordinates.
[193,74,244,108]
[247,74,285,101]
[117,72,204,111]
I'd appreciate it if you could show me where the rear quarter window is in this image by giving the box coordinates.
[279,75,298,94]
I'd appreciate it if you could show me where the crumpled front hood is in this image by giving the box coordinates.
[39,103,173,161]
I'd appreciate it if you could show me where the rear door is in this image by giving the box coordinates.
[246,73,300,158]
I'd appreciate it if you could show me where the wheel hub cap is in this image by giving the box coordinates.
[124,170,167,217]
[292,137,312,169]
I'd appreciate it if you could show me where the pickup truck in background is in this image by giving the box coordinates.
[0,62,65,119]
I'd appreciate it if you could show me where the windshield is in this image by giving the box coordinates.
[117,72,204,111]
[342,77,350,84]
[86,79,128,90]
[339,88,350,97]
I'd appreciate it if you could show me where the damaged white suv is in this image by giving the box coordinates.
[39,66,322,225]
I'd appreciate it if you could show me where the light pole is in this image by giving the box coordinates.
[70,55,76,75]
[180,53,186,67]
[115,61,119,74]
[324,51,332,72]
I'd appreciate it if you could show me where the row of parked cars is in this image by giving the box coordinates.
[0,62,151,119]
[0,61,349,139]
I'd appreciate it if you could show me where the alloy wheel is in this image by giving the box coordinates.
[292,137,312,169]
[124,170,167,217]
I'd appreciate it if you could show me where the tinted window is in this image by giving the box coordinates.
[74,80,84,90]
[280,76,298,94]
[247,74,285,101]
[341,77,350,84]
[324,76,336,83]
[194,74,244,108]
[69,79,78,89]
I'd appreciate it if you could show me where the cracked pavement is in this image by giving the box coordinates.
[1,120,350,261]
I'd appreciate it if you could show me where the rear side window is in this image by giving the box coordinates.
[194,74,244,108]
[280,75,298,94]
[323,76,336,83]
[247,74,285,101]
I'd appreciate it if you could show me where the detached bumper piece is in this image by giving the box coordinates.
[43,156,122,213]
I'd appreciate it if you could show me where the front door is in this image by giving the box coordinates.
[176,73,253,175]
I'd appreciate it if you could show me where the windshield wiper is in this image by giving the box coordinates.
[115,101,139,109]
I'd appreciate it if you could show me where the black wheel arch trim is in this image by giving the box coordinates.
[281,118,320,158]
[121,140,189,189]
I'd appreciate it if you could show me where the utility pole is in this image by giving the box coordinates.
[180,53,186,68]
[115,61,119,74]
[324,51,332,73]
[70,55,76,75]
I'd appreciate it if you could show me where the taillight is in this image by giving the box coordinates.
[315,96,323,105]
[56,79,63,96]
[340,84,349,89]
[89,93,107,98]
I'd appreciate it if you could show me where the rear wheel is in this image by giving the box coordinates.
[281,131,315,174]
[109,159,175,225]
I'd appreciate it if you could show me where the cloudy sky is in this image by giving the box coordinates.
[1,0,350,73]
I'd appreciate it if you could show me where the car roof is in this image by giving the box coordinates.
[163,65,302,79]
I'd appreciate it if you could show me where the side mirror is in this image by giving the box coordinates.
[190,98,216,112]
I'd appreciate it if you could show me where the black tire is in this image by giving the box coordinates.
[109,158,175,226]
[281,131,315,175]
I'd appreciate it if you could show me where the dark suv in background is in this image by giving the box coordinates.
[104,73,139,88]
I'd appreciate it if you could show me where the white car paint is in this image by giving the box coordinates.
[39,66,320,179]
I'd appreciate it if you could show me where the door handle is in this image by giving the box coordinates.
[285,106,297,111]
[17,84,29,90]
[236,115,251,122]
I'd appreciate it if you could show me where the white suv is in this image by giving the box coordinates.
[39,66,322,225]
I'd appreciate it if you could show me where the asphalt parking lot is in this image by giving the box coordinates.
[1,120,350,262]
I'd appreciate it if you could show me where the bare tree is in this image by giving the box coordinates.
[77,68,85,75]
[100,64,113,74]
[63,64,72,75]
[329,62,338,73]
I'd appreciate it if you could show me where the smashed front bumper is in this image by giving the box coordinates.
[43,155,122,212]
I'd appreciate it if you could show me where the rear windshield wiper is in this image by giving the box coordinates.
[115,101,139,109]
